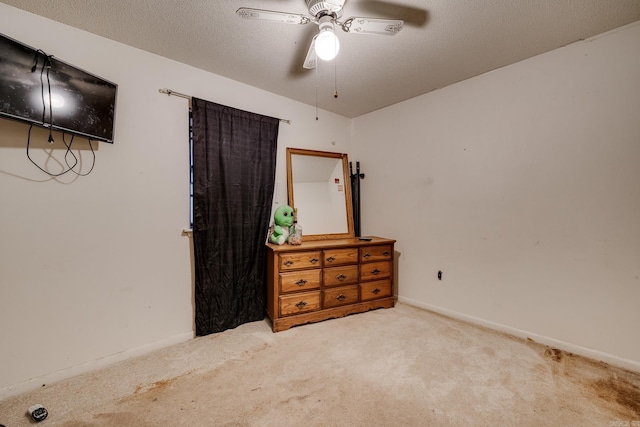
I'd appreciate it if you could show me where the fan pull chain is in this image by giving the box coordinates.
[333,22,339,99]
[334,50,338,99]
[315,61,319,120]
[334,28,339,99]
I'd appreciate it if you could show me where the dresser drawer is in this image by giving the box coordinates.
[360,245,393,262]
[323,285,359,309]
[324,248,359,266]
[280,269,321,293]
[323,265,359,287]
[279,251,322,271]
[360,280,392,301]
[360,261,391,281]
[279,291,321,316]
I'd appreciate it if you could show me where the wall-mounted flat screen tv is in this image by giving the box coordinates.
[0,33,117,143]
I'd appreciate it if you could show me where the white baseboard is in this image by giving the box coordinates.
[0,331,194,401]
[398,296,640,373]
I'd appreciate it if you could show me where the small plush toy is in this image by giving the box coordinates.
[270,205,294,245]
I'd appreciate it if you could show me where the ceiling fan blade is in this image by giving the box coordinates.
[325,0,347,10]
[342,17,403,35]
[356,1,428,28]
[303,36,318,69]
[236,8,310,25]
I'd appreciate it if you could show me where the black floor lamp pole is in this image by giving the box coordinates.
[350,161,365,237]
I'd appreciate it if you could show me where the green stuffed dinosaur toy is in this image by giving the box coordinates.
[270,205,294,245]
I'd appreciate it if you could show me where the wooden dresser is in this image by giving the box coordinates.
[266,236,395,332]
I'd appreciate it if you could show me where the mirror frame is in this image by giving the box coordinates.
[286,147,355,241]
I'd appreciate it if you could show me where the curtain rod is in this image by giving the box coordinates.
[158,88,291,124]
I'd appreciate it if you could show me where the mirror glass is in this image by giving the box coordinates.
[287,148,354,240]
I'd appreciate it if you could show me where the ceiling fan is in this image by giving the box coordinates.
[236,0,405,69]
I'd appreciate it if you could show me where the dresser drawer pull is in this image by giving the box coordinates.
[336,274,347,281]
[363,253,371,259]
[295,279,308,286]
[383,251,390,256]
[284,260,294,267]
[295,301,307,309]
[372,288,381,294]
[336,294,346,301]
[371,269,381,275]
[309,258,319,264]
[326,256,336,262]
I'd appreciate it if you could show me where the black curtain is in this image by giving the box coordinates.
[191,98,279,336]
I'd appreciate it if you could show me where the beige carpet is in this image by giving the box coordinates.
[1,303,639,426]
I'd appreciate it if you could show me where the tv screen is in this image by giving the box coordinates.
[0,33,117,143]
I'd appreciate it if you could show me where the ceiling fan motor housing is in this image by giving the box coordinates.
[306,0,343,18]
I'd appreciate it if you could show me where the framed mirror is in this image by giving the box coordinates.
[286,148,354,240]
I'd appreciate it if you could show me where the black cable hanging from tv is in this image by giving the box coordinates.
[34,50,56,144]
[25,48,96,177]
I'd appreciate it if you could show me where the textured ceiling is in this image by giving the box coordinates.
[2,0,640,118]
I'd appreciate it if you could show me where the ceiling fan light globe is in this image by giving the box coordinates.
[315,30,340,61]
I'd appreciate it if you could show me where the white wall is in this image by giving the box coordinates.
[352,22,640,370]
[0,4,351,398]
[2,3,638,400]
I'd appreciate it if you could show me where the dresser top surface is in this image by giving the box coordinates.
[266,236,395,253]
